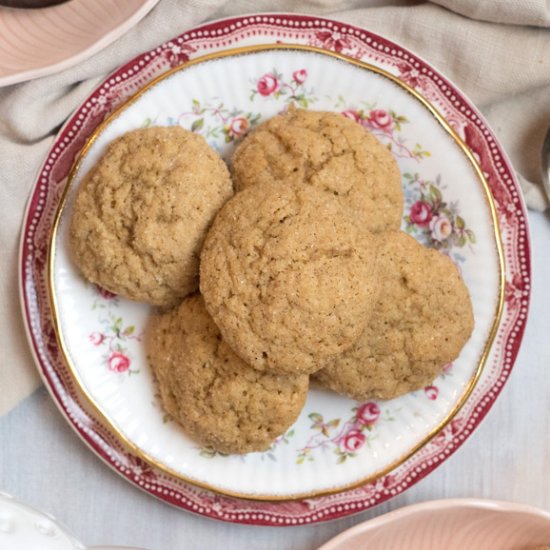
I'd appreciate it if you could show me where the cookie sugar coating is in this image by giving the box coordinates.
[146,294,309,454]
[232,108,403,232]
[69,126,233,307]
[200,181,379,375]
[314,231,474,400]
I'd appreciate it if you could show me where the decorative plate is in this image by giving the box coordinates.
[0,492,148,550]
[318,499,550,550]
[0,0,159,87]
[20,14,530,525]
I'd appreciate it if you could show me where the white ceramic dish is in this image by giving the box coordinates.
[0,492,147,550]
[318,499,550,549]
[20,14,530,524]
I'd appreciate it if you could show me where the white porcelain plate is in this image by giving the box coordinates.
[0,492,148,550]
[21,14,530,524]
[50,46,502,499]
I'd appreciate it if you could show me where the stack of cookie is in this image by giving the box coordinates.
[69,109,474,455]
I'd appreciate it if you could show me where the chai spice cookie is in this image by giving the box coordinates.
[314,231,474,400]
[69,126,233,307]
[146,294,309,454]
[232,108,403,232]
[200,181,380,375]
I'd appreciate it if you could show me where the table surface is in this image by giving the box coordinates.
[1,210,549,550]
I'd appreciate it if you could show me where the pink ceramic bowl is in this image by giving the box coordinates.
[0,0,159,86]
[319,499,550,550]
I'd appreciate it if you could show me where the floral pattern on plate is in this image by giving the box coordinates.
[402,173,476,262]
[87,285,141,376]
[163,99,262,144]
[335,100,430,162]
[250,68,317,108]
[297,402,384,465]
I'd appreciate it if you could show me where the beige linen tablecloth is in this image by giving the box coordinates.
[1,0,549,416]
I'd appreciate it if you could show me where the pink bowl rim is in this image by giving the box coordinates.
[0,0,160,87]
[318,498,550,549]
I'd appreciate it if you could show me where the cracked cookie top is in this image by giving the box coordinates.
[145,294,309,454]
[200,181,380,375]
[69,126,233,307]
[313,231,475,400]
[232,108,403,233]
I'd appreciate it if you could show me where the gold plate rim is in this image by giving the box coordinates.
[47,43,506,502]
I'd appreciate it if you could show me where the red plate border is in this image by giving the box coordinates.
[19,13,530,526]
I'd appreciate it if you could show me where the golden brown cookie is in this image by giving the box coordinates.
[69,126,233,307]
[313,231,474,400]
[200,181,379,375]
[232,108,403,232]
[145,294,309,454]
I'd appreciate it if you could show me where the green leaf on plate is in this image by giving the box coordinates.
[191,118,204,132]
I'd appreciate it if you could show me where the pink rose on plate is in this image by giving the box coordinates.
[89,332,105,346]
[96,285,116,300]
[292,69,307,84]
[425,385,439,400]
[227,116,249,138]
[410,201,433,227]
[257,73,278,96]
[341,109,361,123]
[442,362,453,374]
[368,109,394,131]
[342,430,366,452]
[356,402,380,425]
[108,351,130,373]
[429,215,453,242]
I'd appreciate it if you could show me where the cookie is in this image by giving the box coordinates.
[313,231,474,400]
[69,126,233,307]
[200,181,379,375]
[145,294,309,454]
[232,108,403,232]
